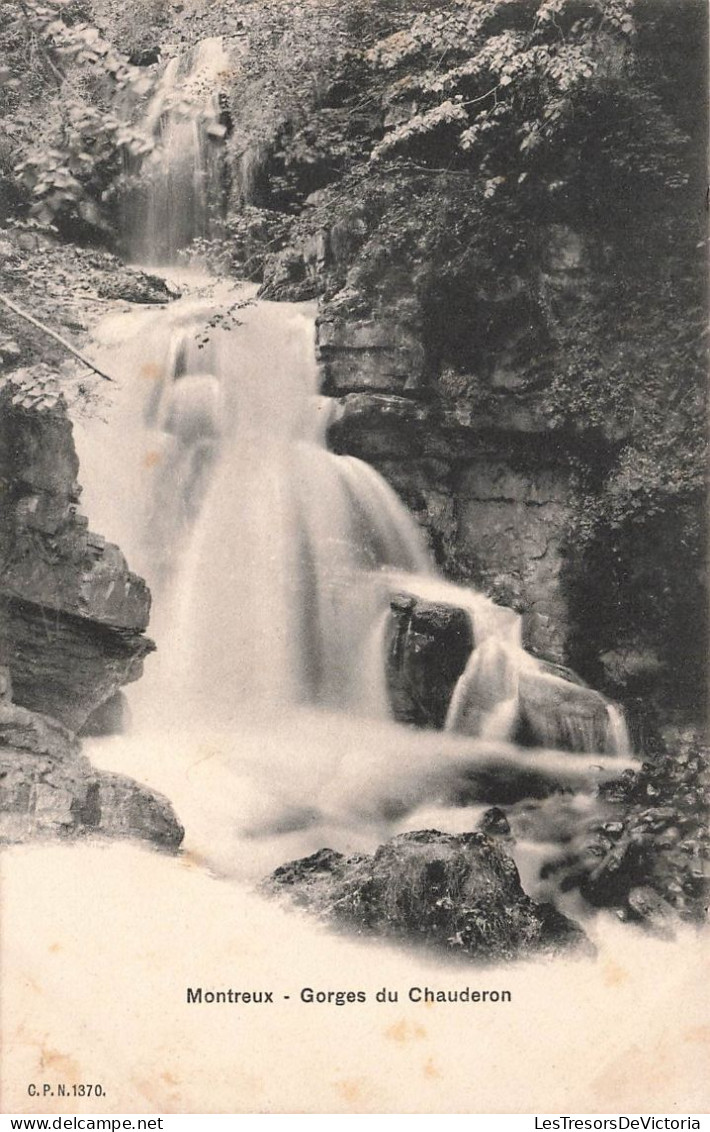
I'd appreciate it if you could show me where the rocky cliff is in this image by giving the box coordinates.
[0,379,153,729]
[0,377,183,849]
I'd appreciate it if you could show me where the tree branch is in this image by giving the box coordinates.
[0,292,115,382]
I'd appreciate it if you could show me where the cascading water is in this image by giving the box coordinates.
[162,303,432,717]
[80,287,629,755]
[114,36,630,754]
[77,288,432,724]
[72,41,632,898]
[125,37,231,265]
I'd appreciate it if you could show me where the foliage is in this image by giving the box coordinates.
[365,0,692,220]
[0,363,63,411]
[1,0,157,235]
[579,738,709,925]
[188,206,295,280]
[190,291,255,350]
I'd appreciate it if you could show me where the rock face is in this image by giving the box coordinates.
[0,382,182,852]
[384,591,618,753]
[327,388,590,665]
[0,701,182,848]
[0,385,153,731]
[264,829,585,960]
[318,315,426,395]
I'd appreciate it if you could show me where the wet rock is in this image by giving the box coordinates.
[478,806,513,840]
[128,46,161,66]
[515,669,611,753]
[264,829,587,961]
[0,388,154,730]
[627,886,677,939]
[93,772,184,849]
[1,595,152,733]
[95,267,179,304]
[80,691,131,738]
[0,702,183,850]
[535,658,589,687]
[383,586,613,750]
[581,740,709,924]
[386,595,473,728]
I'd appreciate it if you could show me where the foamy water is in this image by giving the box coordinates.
[2,840,707,1113]
[77,710,633,881]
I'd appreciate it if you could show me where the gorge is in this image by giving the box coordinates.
[0,0,706,1113]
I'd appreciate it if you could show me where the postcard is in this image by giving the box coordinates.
[1,0,707,1115]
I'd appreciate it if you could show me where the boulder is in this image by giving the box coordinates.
[95,267,178,304]
[264,829,586,961]
[516,668,612,753]
[383,588,618,753]
[386,595,473,728]
[0,701,183,850]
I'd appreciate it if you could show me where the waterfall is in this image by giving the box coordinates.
[78,285,630,755]
[125,37,231,265]
[81,35,633,752]
[444,633,631,756]
[79,289,432,723]
[63,45,639,939]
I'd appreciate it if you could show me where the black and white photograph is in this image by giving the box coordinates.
[0,0,707,1115]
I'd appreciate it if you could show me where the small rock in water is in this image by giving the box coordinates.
[478,806,513,840]
[96,269,179,305]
